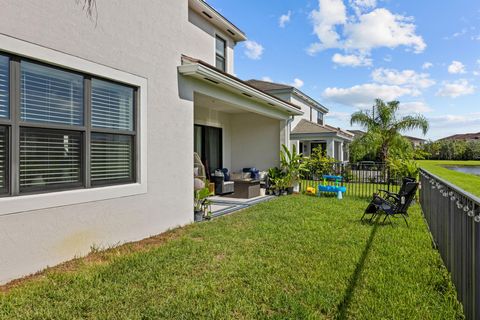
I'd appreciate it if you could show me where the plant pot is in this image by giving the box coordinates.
[194,210,204,222]
[274,190,280,196]
[286,187,294,195]
[293,183,300,193]
[282,190,288,196]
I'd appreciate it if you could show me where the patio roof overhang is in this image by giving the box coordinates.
[178,57,304,119]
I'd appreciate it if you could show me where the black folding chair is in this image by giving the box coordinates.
[361,180,419,227]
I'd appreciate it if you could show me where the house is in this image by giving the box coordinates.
[246,80,354,162]
[439,132,480,142]
[348,130,366,139]
[0,0,302,284]
[404,135,427,148]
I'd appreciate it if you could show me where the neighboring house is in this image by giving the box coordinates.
[439,132,480,142]
[0,0,302,284]
[247,80,353,162]
[404,135,427,148]
[348,130,366,139]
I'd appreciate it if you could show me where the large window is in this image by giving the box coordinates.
[215,35,227,72]
[0,53,137,196]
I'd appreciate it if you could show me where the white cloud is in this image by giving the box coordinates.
[244,41,264,60]
[291,78,305,89]
[279,11,292,28]
[261,76,273,82]
[448,60,466,74]
[323,83,414,107]
[343,9,426,53]
[371,68,435,90]
[325,111,352,121]
[429,113,480,126]
[308,1,426,65]
[332,53,372,67]
[400,101,433,114]
[308,0,347,54]
[436,79,475,98]
[422,62,433,70]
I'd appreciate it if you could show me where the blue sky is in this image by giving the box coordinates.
[208,0,480,140]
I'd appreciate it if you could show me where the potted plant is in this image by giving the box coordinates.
[280,144,308,194]
[194,187,211,222]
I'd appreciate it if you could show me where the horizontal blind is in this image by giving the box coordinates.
[0,55,9,119]
[92,79,134,131]
[20,128,82,191]
[91,133,133,185]
[21,62,84,125]
[0,127,7,192]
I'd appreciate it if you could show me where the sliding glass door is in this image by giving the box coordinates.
[194,125,222,178]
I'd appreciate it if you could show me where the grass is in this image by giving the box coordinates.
[0,195,463,319]
[418,160,480,197]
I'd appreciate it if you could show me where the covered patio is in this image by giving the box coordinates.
[179,56,302,199]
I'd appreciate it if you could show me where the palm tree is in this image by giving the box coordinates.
[350,99,429,162]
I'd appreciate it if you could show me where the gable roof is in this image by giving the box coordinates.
[245,80,294,91]
[292,119,354,140]
[246,80,329,113]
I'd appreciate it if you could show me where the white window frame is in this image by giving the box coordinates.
[0,34,148,216]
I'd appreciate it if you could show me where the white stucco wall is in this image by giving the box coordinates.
[0,0,239,284]
[230,113,281,172]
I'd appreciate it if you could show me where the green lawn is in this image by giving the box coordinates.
[418,160,480,197]
[0,196,462,319]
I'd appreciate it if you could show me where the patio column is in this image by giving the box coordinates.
[327,139,335,158]
[280,119,290,150]
[338,141,344,162]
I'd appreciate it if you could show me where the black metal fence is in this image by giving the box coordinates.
[300,162,402,198]
[420,169,480,320]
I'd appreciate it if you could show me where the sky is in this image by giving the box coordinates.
[207,0,480,140]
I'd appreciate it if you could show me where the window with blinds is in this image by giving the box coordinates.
[91,133,133,186]
[19,128,82,192]
[0,127,7,194]
[92,79,134,131]
[0,55,9,119]
[21,62,84,125]
[0,53,137,196]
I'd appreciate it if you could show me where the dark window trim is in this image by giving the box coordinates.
[0,51,139,197]
[18,127,85,194]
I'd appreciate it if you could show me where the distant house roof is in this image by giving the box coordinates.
[246,80,329,113]
[245,80,294,91]
[439,132,480,141]
[291,119,354,140]
[348,130,366,138]
[404,135,427,143]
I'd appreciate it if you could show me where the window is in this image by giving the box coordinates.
[0,53,137,196]
[0,55,9,119]
[317,112,324,126]
[215,35,227,71]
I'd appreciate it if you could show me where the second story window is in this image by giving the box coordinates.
[317,112,324,126]
[215,35,226,72]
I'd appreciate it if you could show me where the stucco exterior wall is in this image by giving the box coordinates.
[0,0,238,284]
[230,113,280,172]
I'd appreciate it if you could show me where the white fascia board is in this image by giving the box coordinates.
[179,63,304,117]
[188,0,247,42]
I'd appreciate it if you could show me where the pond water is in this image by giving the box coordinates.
[446,166,480,176]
